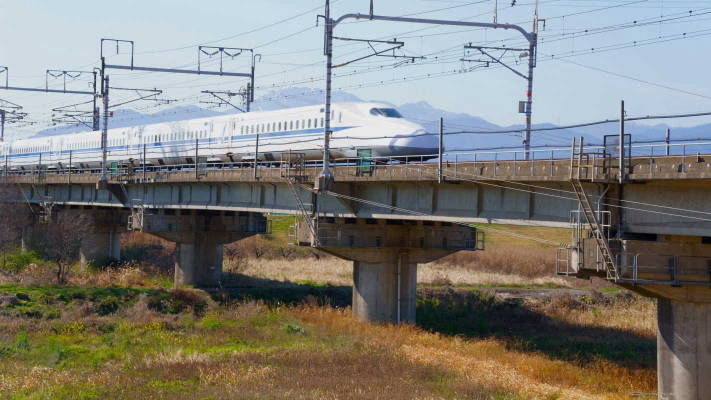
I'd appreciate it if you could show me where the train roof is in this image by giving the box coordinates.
[8,101,400,145]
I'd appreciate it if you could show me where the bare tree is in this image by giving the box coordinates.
[0,185,33,268]
[33,213,91,284]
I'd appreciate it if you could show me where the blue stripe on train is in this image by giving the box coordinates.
[6,126,357,159]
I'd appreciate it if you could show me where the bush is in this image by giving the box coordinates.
[1,250,42,273]
[96,296,121,316]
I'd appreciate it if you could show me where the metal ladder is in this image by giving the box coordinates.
[127,198,145,231]
[570,137,618,280]
[285,179,318,246]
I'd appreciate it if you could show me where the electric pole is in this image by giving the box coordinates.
[317,1,537,190]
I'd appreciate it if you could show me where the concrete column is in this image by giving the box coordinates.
[79,229,121,268]
[20,225,33,252]
[352,253,417,324]
[174,234,223,287]
[657,298,711,400]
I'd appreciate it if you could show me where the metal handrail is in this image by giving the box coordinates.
[5,139,711,177]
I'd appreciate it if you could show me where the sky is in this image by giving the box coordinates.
[1,0,711,139]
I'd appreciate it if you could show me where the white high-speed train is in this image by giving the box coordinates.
[1,102,437,171]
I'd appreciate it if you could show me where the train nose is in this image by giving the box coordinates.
[389,129,439,156]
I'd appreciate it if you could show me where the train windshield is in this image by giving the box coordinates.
[369,108,402,118]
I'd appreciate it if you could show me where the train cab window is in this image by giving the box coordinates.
[370,108,403,118]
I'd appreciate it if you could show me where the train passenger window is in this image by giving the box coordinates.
[314,118,318,128]
[289,121,293,130]
[320,118,324,128]
[339,112,343,123]
[307,119,311,129]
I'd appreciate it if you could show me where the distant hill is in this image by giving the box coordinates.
[32,87,710,151]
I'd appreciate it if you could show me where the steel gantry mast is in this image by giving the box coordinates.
[0,98,27,142]
[98,39,259,184]
[0,66,100,131]
[316,0,538,191]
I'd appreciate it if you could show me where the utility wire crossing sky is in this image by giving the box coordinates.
[1,0,710,139]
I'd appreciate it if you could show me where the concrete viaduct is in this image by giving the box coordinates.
[4,151,711,400]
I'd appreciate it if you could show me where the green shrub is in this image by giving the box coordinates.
[96,297,120,316]
[1,250,42,273]
[13,328,29,350]
[198,312,224,330]
[283,323,306,335]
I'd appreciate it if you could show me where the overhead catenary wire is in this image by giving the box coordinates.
[7,0,711,138]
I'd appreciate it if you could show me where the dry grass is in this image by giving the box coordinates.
[294,298,656,400]
[0,295,517,399]
[437,247,556,278]
[474,224,572,249]
[537,292,656,338]
[226,256,571,288]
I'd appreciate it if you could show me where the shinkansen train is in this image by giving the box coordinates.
[1,102,437,171]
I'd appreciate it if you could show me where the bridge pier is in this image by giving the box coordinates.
[138,211,269,287]
[20,225,33,252]
[571,237,711,400]
[297,217,479,324]
[173,233,225,287]
[352,252,418,323]
[79,228,122,268]
[657,298,711,400]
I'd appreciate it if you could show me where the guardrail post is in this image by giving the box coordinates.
[438,117,443,184]
[194,138,199,180]
[473,153,477,176]
[682,145,686,173]
[143,143,147,182]
[665,128,671,156]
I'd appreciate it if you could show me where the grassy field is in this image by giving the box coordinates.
[0,218,659,399]
[0,281,655,400]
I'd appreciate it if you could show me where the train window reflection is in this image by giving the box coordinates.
[369,108,403,118]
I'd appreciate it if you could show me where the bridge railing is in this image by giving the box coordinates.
[616,253,711,286]
[4,139,711,179]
